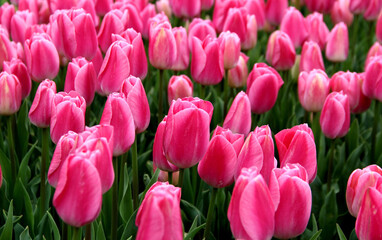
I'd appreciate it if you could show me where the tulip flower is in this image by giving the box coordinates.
[363,56,382,101]
[326,22,349,62]
[169,0,201,18]
[218,31,241,69]
[100,93,135,156]
[24,33,60,82]
[320,91,350,139]
[228,167,275,240]
[330,71,371,113]
[29,79,56,128]
[246,63,284,114]
[280,7,309,48]
[266,31,296,70]
[275,124,317,182]
[0,71,22,116]
[305,12,330,49]
[95,0,112,16]
[50,91,86,144]
[363,0,382,21]
[366,42,382,69]
[201,0,214,10]
[223,91,251,136]
[191,37,224,85]
[0,30,17,71]
[305,0,335,13]
[188,18,216,51]
[198,126,244,188]
[156,0,172,18]
[246,0,266,29]
[212,0,245,32]
[300,41,325,73]
[140,4,157,39]
[10,10,37,43]
[298,69,330,112]
[331,0,354,26]
[346,165,382,217]
[80,124,114,153]
[136,182,183,240]
[167,75,193,104]
[120,76,150,134]
[3,59,31,99]
[171,27,189,71]
[265,0,288,26]
[163,97,213,169]
[349,0,370,14]
[228,53,249,88]
[0,3,15,33]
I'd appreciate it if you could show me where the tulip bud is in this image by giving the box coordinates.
[169,0,201,18]
[149,22,177,69]
[320,91,350,139]
[246,0,266,29]
[349,0,370,14]
[326,22,349,62]
[0,30,16,71]
[331,0,353,26]
[29,79,56,128]
[10,10,37,43]
[120,76,150,133]
[228,53,249,88]
[140,4,157,39]
[305,12,330,49]
[300,41,325,73]
[3,59,31,99]
[0,71,22,115]
[265,0,288,26]
[365,42,382,69]
[298,69,330,112]
[212,0,245,32]
[305,0,335,13]
[280,7,308,48]
[247,63,284,114]
[218,31,241,69]
[201,0,214,10]
[364,0,382,21]
[171,27,189,71]
[188,18,216,51]
[223,91,251,136]
[275,124,317,182]
[266,31,296,70]
[198,126,244,188]
[95,0,112,16]
[0,3,15,33]
[363,56,382,101]
[167,75,193,104]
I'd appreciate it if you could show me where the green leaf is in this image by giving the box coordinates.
[318,189,338,239]
[336,224,347,240]
[138,169,159,204]
[349,229,357,240]
[120,210,138,240]
[19,227,32,240]
[0,200,14,240]
[0,148,11,185]
[184,216,205,240]
[309,230,322,240]
[346,118,359,153]
[47,212,60,240]
[119,176,133,223]
[18,178,34,234]
[96,222,106,240]
[312,214,318,233]
[16,101,30,158]
[17,142,37,186]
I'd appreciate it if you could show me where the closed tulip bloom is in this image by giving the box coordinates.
[28,79,56,128]
[228,167,275,240]
[266,31,296,70]
[305,0,335,13]
[246,0,266,29]
[349,0,370,14]
[363,56,382,101]
[167,75,193,104]
[275,124,317,182]
[3,59,31,99]
[326,22,349,62]
[0,3,15,33]
[228,53,249,88]
[171,27,189,71]
[367,42,382,68]
[100,93,135,156]
[300,41,325,73]
[201,0,214,10]
[24,33,59,82]
[212,0,245,32]
[331,71,371,113]
[53,151,102,227]
[191,37,224,85]
[218,31,241,69]
[80,124,114,152]
[305,12,330,49]
[149,22,177,70]
[246,63,284,114]
[136,182,183,240]
[331,0,354,26]
[169,0,201,18]
[163,97,213,169]
[140,4,157,39]
[188,18,216,51]
[265,0,288,26]
[98,40,132,95]
[223,91,251,136]
[320,91,350,139]
[364,0,382,21]
[0,30,17,71]
[48,0,77,12]
[346,165,382,217]
[95,0,112,16]
[0,72,22,115]
[10,10,37,43]
[280,7,308,48]
[120,76,150,133]
[65,58,96,106]
[298,69,330,112]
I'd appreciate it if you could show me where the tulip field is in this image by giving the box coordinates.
[2,0,382,239]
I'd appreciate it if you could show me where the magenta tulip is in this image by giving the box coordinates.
[305,12,330,49]
[363,56,382,101]
[246,0,266,29]
[0,71,21,115]
[140,4,157,39]
[29,79,56,128]
[10,10,37,43]
[331,0,354,26]
[349,0,370,14]
[363,0,382,21]
[171,27,189,71]
[3,59,31,99]
[188,18,216,51]
[365,42,382,69]
[223,91,251,136]
[167,75,193,104]
[305,0,335,13]
[0,3,15,33]
[300,41,325,73]
[0,30,16,71]
[265,0,288,25]
[326,22,349,62]
[280,7,308,48]
[169,0,201,18]
[266,31,296,70]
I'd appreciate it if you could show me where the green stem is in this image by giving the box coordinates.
[371,101,380,162]
[224,69,229,116]
[62,223,68,240]
[327,139,336,192]
[72,227,81,240]
[158,69,164,121]
[178,169,184,188]
[203,188,218,240]
[85,223,91,240]
[200,85,206,99]
[7,115,16,188]
[132,140,139,210]
[168,172,173,185]
[111,158,119,240]
[40,127,49,219]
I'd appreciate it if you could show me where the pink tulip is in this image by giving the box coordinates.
[228,53,249,88]
[326,22,349,62]
[305,0,335,13]
[171,27,189,71]
[136,182,183,240]
[377,15,382,46]
[53,151,102,227]
[111,3,143,35]
[149,22,177,70]
[368,36,382,63]
[223,91,251,136]
[50,91,86,144]
[0,29,16,72]
[95,0,112,16]
[346,165,382,217]
[188,18,216,51]
[331,0,354,26]
[0,71,21,115]
[246,63,284,114]
[10,10,37,43]
[28,79,56,128]
[201,0,214,10]
[363,56,382,101]
[265,0,288,25]
[25,23,47,41]
[246,0,266,29]
[349,0,370,14]
[140,4,157,39]
[24,33,59,82]
[191,37,224,86]
[198,126,244,188]
[228,167,275,240]
[305,12,330,49]
[320,91,350,139]
[163,97,213,169]
[147,13,169,37]
[91,47,103,76]
[275,124,317,182]
[3,59,31,99]
[0,3,15,33]
[212,0,245,32]
[120,76,150,134]
[330,71,371,113]
[218,31,241,69]
[100,93,135,156]
[47,0,76,12]
[156,0,172,18]
[79,124,114,151]
[65,57,96,106]
[98,40,132,95]
[280,7,308,48]
[169,0,201,18]
[298,69,330,112]
[300,41,325,73]
[167,75,193,104]
[266,31,296,70]
[364,0,382,21]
